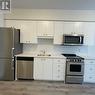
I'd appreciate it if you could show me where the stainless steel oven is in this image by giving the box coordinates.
[67,62,84,76]
[62,54,84,84]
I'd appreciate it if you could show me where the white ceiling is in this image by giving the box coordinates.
[11,0,95,10]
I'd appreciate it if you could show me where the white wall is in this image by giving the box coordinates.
[5,9,95,21]
[4,9,95,56]
[0,13,4,27]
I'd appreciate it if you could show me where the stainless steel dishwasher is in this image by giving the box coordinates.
[17,57,34,80]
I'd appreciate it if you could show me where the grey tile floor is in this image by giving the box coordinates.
[0,80,95,95]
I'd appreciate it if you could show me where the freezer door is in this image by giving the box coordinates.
[0,28,13,58]
[0,59,14,80]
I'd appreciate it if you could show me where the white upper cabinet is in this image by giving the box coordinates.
[54,21,84,45]
[5,20,20,29]
[54,21,95,45]
[37,21,54,38]
[20,21,37,43]
[63,22,75,34]
[54,21,64,44]
[81,22,95,46]
[5,20,95,45]
[63,22,83,34]
[5,20,37,44]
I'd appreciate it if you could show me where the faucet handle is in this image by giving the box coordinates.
[40,50,45,55]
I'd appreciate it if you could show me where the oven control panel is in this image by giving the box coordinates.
[67,58,84,63]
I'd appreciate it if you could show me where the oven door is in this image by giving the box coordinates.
[66,62,84,76]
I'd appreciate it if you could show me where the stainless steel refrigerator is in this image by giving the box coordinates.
[0,27,23,81]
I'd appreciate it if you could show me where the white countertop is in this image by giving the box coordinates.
[15,53,66,59]
[16,53,95,60]
[77,53,95,60]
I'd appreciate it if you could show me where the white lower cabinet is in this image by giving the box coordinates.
[34,58,52,80]
[34,58,44,80]
[84,60,95,83]
[52,59,66,81]
[34,57,66,81]
[43,61,52,80]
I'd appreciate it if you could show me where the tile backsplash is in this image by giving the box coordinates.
[23,38,89,56]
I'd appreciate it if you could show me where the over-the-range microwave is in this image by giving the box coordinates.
[63,34,84,45]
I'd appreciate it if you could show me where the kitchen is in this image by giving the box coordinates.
[0,0,95,95]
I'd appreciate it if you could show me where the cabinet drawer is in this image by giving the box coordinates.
[53,59,66,64]
[85,60,95,64]
[84,74,95,83]
[52,71,64,81]
[34,58,52,63]
[84,64,95,74]
[53,63,65,71]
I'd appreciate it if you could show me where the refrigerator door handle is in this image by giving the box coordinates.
[12,48,14,58]
[11,59,14,70]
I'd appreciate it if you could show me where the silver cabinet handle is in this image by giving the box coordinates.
[90,61,94,63]
[89,77,92,79]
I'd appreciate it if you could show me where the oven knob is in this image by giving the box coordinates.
[67,59,70,62]
[69,59,71,62]
[79,59,81,62]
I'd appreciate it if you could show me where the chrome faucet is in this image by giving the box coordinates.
[40,50,46,55]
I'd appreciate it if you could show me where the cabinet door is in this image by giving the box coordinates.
[52,59,66,81]
[37,21,54,37]
[54,22,64,44]
[82,22,95,45]
[43,59,52,80]
[19,21,37,43]
[84,74,95,83]
[63,22,83,34]
[34,58,44,80]
[84,64,95,75]
[63,22,75,34]
[34,58,52,80]
[84,60,95,83]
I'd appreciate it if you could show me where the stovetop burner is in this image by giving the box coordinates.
[61,54,84,62]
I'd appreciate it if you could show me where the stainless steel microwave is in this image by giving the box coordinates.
[63,34,84,45]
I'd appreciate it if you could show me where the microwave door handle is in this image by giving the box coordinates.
[80,37,82,43]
